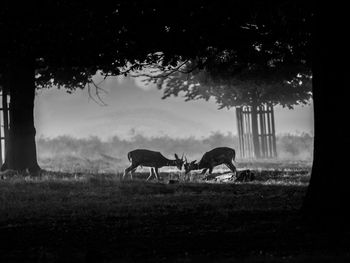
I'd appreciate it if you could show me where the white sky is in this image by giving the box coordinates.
[34,76,314,140]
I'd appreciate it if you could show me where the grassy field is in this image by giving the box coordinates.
[0,166,349,262]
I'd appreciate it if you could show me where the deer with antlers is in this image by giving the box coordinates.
[184,147,236,177]
[123,149,184,181]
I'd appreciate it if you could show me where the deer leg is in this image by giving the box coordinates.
[201,168,208,175]
[154,167,160,181]
[146,168,155,181]
[122,168,130,179]
[226,162,237,174]
[130,168,137,180]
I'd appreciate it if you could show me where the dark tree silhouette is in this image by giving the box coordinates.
[0,1,346,224]
[302,4,349,225]
[154,59,312,110]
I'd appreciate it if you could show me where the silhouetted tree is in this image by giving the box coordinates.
[302,4,349,225]
[156,60,312,110]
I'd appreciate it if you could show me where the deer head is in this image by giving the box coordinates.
[184,159,197,174]
[174,153,184,170]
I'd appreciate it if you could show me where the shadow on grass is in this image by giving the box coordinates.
[0,171,348,262]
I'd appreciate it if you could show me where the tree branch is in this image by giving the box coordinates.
[87,81,108,106]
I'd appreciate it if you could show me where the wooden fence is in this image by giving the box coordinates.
[236,104,277,159]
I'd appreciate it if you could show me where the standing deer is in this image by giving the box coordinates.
[184,147,236,177]
[123,149,184,181]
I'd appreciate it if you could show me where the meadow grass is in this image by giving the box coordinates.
[1,167,348,262]
[0,170,307,224]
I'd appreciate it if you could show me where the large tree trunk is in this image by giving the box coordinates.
[302,5,349,225]
[1,57,41,174]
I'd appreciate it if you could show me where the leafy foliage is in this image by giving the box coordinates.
[1,1,313,94]
[133,1,313,109]
[159,63,312,109]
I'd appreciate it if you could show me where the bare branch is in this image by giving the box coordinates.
[87,82,108,106]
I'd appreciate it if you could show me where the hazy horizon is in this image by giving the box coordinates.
[34,76,314,140]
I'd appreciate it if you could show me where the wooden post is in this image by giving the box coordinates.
[266,105,272,158]
[236,107,244,158]
[251,104,260,159]
[270,105,277,157]
[246,106,253,158]
[243,107,249,158]
[257,106,262,157]
[262,105,268,158]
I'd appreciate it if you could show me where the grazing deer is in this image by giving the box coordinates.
[184,147,236,177]
[123,149,184,181]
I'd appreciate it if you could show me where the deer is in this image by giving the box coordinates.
[184,147,236,178]
[123,149,184,181]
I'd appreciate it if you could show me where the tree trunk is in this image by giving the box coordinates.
[1,57,41,174]
[302,5,349,225]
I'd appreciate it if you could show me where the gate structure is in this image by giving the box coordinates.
[236,104,277,159]
[0,90,10,165]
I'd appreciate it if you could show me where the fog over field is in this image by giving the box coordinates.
[34,76,314,140]
[36,132,313,173]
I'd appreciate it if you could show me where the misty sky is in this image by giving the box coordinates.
[34,76,314,140]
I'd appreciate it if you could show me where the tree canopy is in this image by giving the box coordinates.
[156,62,312,109]
[1,1,312,92]
[122,1,313,109]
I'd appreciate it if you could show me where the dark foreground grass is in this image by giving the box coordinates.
[0,172,349,262]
